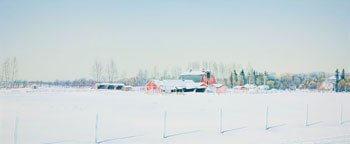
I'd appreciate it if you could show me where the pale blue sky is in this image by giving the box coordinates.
[0,0,349,81]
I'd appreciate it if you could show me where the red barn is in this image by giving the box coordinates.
[213,84,227,93]
[179,70,216,86]
[145,80,162,93]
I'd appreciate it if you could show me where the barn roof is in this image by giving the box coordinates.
[180,71,206,76]
[95,83,124,86]
[327,76,336,80]
[149,79,206,90]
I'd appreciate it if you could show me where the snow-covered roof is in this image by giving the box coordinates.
[258,85,269,88]
[244,84,257,89]
[327,76,336,80]
[151,79,205,90]
[180,71,205,76]
[152,80,164,86]
[95,83,110,85]
[96,83,124,86]
[110,83,125,86]
[258,85,269,89]
[211,84,224,88]
[185,81,205,89]
[162,80,186,89]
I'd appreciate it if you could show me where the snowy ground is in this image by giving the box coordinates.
[1,88,350,144]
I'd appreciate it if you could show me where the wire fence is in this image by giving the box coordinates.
[2,89,349,144]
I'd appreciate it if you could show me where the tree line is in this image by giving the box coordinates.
[1,58,349,92]
[226,69,349,91]
[90,60,349,92]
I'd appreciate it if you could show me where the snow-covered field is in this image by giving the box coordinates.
[1,88,350,144]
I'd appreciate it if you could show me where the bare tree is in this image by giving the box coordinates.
[218,62,226,79]
[10,57,18,88]
[143,69,149,80]
[121,70,127,80]
[0,61,2,88]
[2,58,10,88]
[0,59,2,86]
[92,60,103,82]
[106,59,118,82]
[106,61,111,82]
[171,66,182,79]
[209,61,218,76]
[161,69,169,80]
[152,66,159,79]
[188,61,200,71]
[136,69,144,85]
[112,60,118,81]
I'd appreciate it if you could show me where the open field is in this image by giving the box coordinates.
[1,88,350,144]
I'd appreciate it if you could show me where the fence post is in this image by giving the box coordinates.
[14,117,19,144]
[305,104,309,126]
[220,108,223,133]
[95,114,99,144]
[341,104,343,125]
[265,105,269,130]
[163,111,167,138]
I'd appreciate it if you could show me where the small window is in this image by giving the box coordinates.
[107,85,115,89]
[98,85,106,89]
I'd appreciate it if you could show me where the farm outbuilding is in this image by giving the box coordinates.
[145,80,163,93]
[145,70,226,94]
[179,70,217,86]
[233,86,249,91]
[93,83,130,91]
[211,84,227,93]
[145,80,207,93]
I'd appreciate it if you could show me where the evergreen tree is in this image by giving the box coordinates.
[335,69,339,92]
[256,74,261,85]
[249,70,256,85]
[267,80,274,89]
[234,70,238,85]
[253,70,256,85]
[240,70,245,84]
[338,80,346,92]
[341,69,345,80]
[258,73,264,85]
[338,69,346,92]
[229,72,233,88]
[247,72,251,84]
[263,71,268,85]
[293,76,300,89]
[238,75,244,86]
